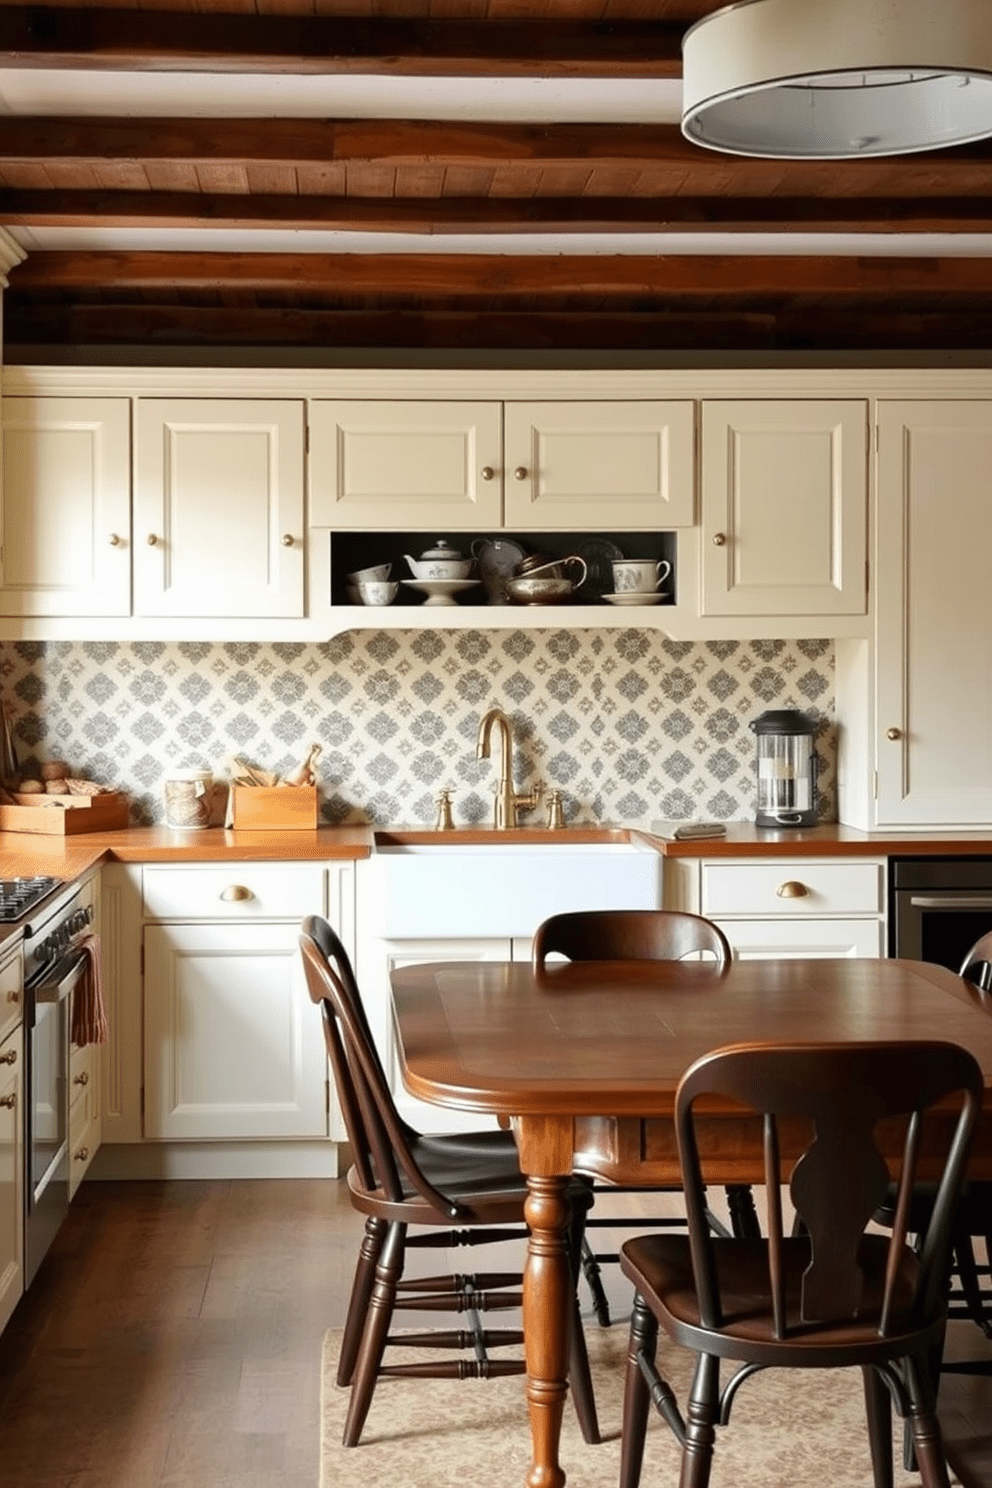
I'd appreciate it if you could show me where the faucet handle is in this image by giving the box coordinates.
[545,790,564,830]
[434,788,455,831]
[515,782,542,817]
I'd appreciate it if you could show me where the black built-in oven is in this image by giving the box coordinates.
[889,857,992,973]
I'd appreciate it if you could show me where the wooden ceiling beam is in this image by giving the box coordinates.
[5,117,992,181]
[4,189,992,235]
[0,9,684,77]
[11,250,992,297]
[6,303,992,351]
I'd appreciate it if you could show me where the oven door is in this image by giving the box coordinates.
[890,857,992,971]
[25,948,87,1285]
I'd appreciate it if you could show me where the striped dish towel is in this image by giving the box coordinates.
[71,931,108,1046]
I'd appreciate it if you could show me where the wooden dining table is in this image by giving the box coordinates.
[390,954,992,1488]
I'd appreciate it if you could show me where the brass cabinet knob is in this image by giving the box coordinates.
[0,1094,15,1109]
[481,466,495,481]
[73,1071,89,1086]
[74,1146,89,1161]
[712,532,727,546]
[0,1048,16,1065]
[513,466,528,480]
[147,533,159,546]
[108,533,121,546]
[220,884,254,902]
[776,880,809,899]
[281,533,294,546]
[886,727,902,741]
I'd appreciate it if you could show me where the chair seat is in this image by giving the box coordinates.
[620,1232,934,1365]
[347,1127,595,1225]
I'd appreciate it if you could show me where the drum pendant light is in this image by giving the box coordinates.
[681,0,992,158]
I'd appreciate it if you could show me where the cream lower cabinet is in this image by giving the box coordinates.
[700,400,868,617]
[144,920,326,1139]
[101,860,353,1146]
[0,942,24,1336]
[667,856,886,959]
[69,870,102,1197]
[874,401,992,827]
[134,399,305,618]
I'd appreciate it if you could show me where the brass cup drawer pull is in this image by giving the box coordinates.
[220,885,254,903]
[73,1071,89,1086]
[776,880,810,899]
[0,1093,15,1109]
[0,1048,16,1065]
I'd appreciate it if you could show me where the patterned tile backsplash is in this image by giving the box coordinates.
[0,632,835,828]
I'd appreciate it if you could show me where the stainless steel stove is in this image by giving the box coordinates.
[0,875,62,923]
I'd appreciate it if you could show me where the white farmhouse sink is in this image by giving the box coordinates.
[371,837,663,939]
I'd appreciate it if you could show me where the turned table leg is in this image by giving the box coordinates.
[515,1115,578,1488]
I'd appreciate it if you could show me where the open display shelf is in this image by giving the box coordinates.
[330,530,677,615]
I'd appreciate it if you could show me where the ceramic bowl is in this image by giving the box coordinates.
[505,575,575,605]
[356,580,400,606]
[348,562,392,583]
[406,556,474,581]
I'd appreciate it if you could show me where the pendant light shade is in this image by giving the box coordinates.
[681,0,992,159]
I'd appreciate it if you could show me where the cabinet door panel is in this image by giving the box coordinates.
[1,397,130,617]
[701,400,867,616]
[144,922,326,1139]
[310,400,502,529]
[876,402,992,826]
[135,399,304,617]
[716,919,883,959]
[0,1025,23,1336]
[503,401,695,529]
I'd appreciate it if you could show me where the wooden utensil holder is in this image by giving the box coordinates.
[230,785,318,830]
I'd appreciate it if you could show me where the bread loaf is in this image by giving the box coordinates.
[40,760,72,781]
[18,779,44,794]
[45,779,70,795]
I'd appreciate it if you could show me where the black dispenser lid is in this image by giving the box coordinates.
[749,709,815,736]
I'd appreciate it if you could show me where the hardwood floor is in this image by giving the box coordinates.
[0,1179,367,1488]
[0,1179,989,1488]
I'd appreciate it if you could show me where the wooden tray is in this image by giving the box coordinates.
[0,790,129,835]
[230,785,318,830]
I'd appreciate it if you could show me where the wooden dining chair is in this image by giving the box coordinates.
[875,928,992,1370]
[617,1039,983,1488]
[299,914,600,1447]
[532,908,756,1328]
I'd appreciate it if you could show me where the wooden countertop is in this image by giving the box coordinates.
[0,819,989,889]
[0,824,374,882]
[639,824,992,858]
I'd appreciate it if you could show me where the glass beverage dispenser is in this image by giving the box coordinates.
[750,709,818,828]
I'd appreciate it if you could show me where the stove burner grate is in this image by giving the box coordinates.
[0,875,62,922]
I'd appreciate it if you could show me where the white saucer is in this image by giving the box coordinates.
[602,591,668,606]
[402,577,481,607]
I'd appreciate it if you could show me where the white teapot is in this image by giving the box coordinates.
[404,540,473,581]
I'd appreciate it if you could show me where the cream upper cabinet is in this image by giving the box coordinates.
[503,401,695,529]
[875,401,992,827]
[134,399,305,617]
[310,400,503,529]
[700,400,868,617]
[1,396,131,617]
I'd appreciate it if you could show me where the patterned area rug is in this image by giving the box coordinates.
[320,1325,961,1488]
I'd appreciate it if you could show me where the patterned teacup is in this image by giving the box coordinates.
[611,559,672,593]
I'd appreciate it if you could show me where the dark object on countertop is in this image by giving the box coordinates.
[299,914,600,1448]
[618,1039,982,1488]
[750,707,818,828]
[650,820,728,841]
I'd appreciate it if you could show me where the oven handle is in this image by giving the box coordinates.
[908,894,992,910]
[33,948,88,1006]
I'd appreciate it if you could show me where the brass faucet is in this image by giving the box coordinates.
[476,707,541,829]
